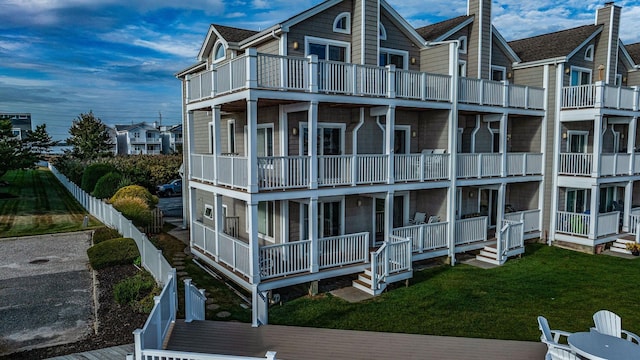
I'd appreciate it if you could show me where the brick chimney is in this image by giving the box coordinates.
[595,2,622,84]
[467,0,492,79]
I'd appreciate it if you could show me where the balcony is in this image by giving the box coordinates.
[561,82,639,110]
[558,153,640,177]
[185,50,544,110]
[456,153,543,179]
[555,211,620,238]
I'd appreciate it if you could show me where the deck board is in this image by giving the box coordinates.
[166,320,547,360]
[45,344,133,360]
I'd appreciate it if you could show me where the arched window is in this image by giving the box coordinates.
[584,45,594,61]
[333,12,350,34]
[214,42,226,63]
[379,23,387,41]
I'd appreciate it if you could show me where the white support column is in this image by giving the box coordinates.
[384,191,394,241]
[589,185,600,239]
[308,101,319,189]
[592,115,603,178]
[189,187,198,249]
[624,181,633,232]
[247,201,260,284]
[212,106,222,185]
[246,48,258,89]
[629,116,637,175]
[308,54,318,93]
[309,197,319,272]
[214,193,223,260]
[499,113,507,177]
[497,183,506,230]
[385,105,395,184]
[247,99,259,193]
[187,112,195,180]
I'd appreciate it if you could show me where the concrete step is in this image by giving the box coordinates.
[358,272,372,284]
[352,278,382,296]
[615,238,636,244]
[610,246,632,254]
[475,254,501,266]
[479,249,498,259]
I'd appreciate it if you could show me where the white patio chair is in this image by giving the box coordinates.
[432,149,446,154]
[408,212,427,225]
[548,347,579,360]
[538,316,573,359]
[593,310,640,344]
[427,215,440,224]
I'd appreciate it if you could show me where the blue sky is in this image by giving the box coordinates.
[2,0,640,141]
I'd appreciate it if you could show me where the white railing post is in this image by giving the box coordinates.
[184,278,193,322]
[211,69,217,97]
[351,154,358,186]
[594,81,604,108]
[133,329,143,360]
[386,64,396,98]
[502,80,509,107]
[246,48,258,89]
[308,54,318,93]
[477,153,483,178]
[420,73,427,101]
[351,64,358,95]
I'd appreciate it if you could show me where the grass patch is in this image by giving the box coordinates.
[114,271,160,314]
[88,237,140,270]
[92,226,122,244]
[269,244,640,341]
[0,168,101,238]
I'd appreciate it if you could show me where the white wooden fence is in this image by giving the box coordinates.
[184,279,206,323]
[454,217,488,245]
[504,209,541,234]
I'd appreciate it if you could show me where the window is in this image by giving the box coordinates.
[584,45,594,61]
[491,65,506,82]
[616,74,623,86]
[256,125,273,157]
[300,199,343,238]
[567,131,588,153]
[458,36,467,54]
[227,120,236,154]
[258,201,274,239]
[204,204,214,220]
[458,60,467,77]
[133,132,140,139]
[301,123,344,156]
[305,36,349,62]
[570,66,592,86]
[214,42,225,63]
[379,48,408,70]
[333,12,350,34]
[11,129,20,137]
[147,132,153,138]
[379,24,387,41]
[566,189,589,213]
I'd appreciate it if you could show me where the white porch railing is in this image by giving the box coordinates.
[507,153,543,176]
[319,232,369,269]
[496,220,524,264]
[216,55,247,95]
[217,155,248,189]
[454,216,488,245]
[318,154,388,186]
[190,154,216,183]
[394,153,450,182]
[259,240,311,279]
[392,222,448,253]
[257,156,309,190]
[603,85,636,110]
[218,232,250,277]
[561,85,596,109]
[562,83,639,110]
[318,61,388,96]
[597,211,620,237]
[457,153,501,178]
[555,211,589,236]
[508,84,545,110]
[600,153,631,176]
[370,235,412,291]
[257,53,309,90]
[192,221,217,256]
[459,78,503,106]
[395,70,451,101]
[184,279,206,323]
[559,153,592,176]
[630,212,640,235]
[504,209,541,234]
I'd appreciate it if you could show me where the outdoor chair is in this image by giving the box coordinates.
[408,212,427,225]
[592,310,640,344]
[538,316,574,359]
[547,347,579,360]
[427,215,440,224]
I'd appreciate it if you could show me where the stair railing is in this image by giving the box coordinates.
[497,219,524,264]
[370,235,412,291]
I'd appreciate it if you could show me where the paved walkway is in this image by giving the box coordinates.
[45,344,133,359]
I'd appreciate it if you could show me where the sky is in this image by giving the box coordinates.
[2,0,640,141]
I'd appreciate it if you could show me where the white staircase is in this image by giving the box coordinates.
[475,220,525,266]
[610,237,635,255]
[352,235,413,296]
[475,244,501,265]
[352,269,386,296]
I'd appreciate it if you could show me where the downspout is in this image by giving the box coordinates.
[353,108,365,155]
[471,116,481,153]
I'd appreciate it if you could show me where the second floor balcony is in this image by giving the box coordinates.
[561,82,640,111]
[185,49,544,110]
[558,152,640,177]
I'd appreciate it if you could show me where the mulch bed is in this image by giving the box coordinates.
[1,265,148,360]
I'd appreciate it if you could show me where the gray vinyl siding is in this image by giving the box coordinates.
[491,36,511,73]
[628,70,640,87]
[357,116,384,154]
[567,39,597,79]
[194,111,211,154]
[418,110,449,151]
[413,189,447,222]
[474,124,492,153]
[506,182,539,212]
[363,0,379,65]
[542,65,557,235]
[286,0,353,58]
[509,117,542,153]
[513,67,544,88]
[344,195,371,235]
[256,39,280,55]
[595,5,621,83]
[352,0,362,64]
[379,13,420,71]
[467,0,491,79]
[420,46,451,75]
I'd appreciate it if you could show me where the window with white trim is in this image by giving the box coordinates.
[379,48,408,70]
[227,120,236,154]
[204,204,214,220]
[214,42,226,63]
[491,65,506,82]
[379,23,387,40]
[616,74,623,86]
[248,201,275,241]
[257,125,274,157]
[584,45,594,61]
[333,12,350,34]
[570,66,592,86]
[305,36,349,62]
[458,36,467,54]
[458,60,467,77]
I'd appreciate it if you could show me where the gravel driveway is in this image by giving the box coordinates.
[0,232,94,356]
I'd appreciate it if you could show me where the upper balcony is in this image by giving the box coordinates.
[185,49,544,110]
[559,152,640,177]
[561,82,640,111]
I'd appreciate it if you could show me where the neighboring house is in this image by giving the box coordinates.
[114,122,163,155]
[176,0,640,326]
[1,113,32,140]
[106,126,118,155]
[160,124,183,154]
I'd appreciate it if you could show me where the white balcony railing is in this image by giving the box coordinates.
[597,211,620,237]
[559,153,592,176]
[507,153,543,176]
[394,153,450,182]
[556,211,589,236]
[562,82,639,110]
[504,209,541,234]
[392,221,448,253]
[319,232,369,269]
[258,156,309,190]
[218,232,250,277]
[559,153,638,177]
[457,153,501,178]
[454,216,488,245]
[600,153,631,176]
[217,155,249,189]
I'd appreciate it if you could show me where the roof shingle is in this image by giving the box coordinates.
[626,42,640,64]
[212,24,259,43]
[508,25,601,63]
[416,15,473,42]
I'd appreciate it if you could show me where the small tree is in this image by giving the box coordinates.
[67,111,113,160]
[0,119,36,178]
[24,124,58,162]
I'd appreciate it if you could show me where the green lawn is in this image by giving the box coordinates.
[269,244,640,341]
[0,168,101,238]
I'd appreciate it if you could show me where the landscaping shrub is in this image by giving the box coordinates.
[112,196,153,227]
[53,155,86,184]
[92,171,123,199]
[92,226,122,244]
[87,237,139,270]
[81,163,116,193]
[110,185,158,207]
[114,272,155,308]
[103,154,182,191]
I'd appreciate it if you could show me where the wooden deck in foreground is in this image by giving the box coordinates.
[166,320,547,360]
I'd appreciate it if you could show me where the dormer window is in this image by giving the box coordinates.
[333,12,350,34]
[584,45,594,61]
[458,36,467,54]
[379,24,387,41]
[214,42,226,63]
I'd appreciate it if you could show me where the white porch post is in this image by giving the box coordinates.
[629,116,637,175]
[214,193,223,260]
[499,113,507,177]
[212,106,222,185]
[247,99,259,193]
[187,111,195,180]
[624,181,633,232]
[386,105,395,184]
[309,197,319,272]
[308,101,319,189]
[247,201,260,284]
[384,191,394,241]
[589,185,599,239]
[497,183,506,230]
[189,187,198,249]
[592,115,603,178]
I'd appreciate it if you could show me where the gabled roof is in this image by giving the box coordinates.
[508,25,601,63]
[416,15,473,42]
[114,123,158,132]
[625,42,640,65]
[213,24,259,43]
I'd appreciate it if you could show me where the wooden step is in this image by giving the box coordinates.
[352,278,381,296]
[479,249,498,259]
[475,254,501,265]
